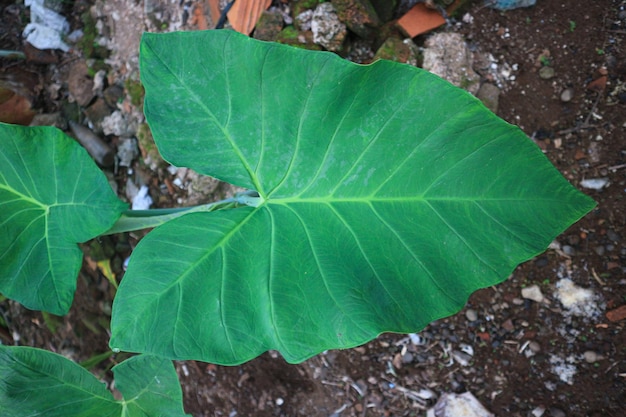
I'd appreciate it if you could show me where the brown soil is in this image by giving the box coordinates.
[1,1,625,416]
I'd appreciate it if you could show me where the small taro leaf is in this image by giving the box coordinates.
[0,345,118,417]
[112,354,190,417]
[0,123,127,315]
[0,346,189,417]
[110,30,595,364]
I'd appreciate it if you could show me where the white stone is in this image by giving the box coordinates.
[311,3,346,52]
[431,392,494,417]
[521,285,544,303]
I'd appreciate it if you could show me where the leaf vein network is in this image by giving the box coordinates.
[293,65,371,199]
[326,203,408,323]
[282,204,370,335]
[267,54,334,197]
[424,201,500,276]
[367,202,461,306]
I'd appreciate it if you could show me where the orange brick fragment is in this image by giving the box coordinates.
[606,305,626,322]
[397,0,462,37]
[587,75,607,92]
[227,0,271,35]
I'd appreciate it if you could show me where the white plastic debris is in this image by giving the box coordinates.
[23,0,70,51]
[23,23,70,51]
[554,279,600,318]
[580,178,609,190]
[409,333,426,346]
[531,406,546,417]
[549,354,577,385]
[487,0,537,10]
[428,392,494,417]
[132,185,153,210]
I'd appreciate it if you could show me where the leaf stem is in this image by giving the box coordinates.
[103,191,263,235]
[0,49,25,59]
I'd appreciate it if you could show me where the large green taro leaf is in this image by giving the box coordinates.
[110,30,595,364]
[0,123,126,314]
[0,346,189,417]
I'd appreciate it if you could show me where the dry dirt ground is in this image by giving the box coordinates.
[1,1,625,416]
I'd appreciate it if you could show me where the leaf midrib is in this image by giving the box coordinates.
[267,195,571,205]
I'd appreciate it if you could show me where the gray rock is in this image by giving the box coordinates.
[103,84,124,108]
[253,10,284,41]
[562,245,576,256]
[560,87,574,102]
[29,112,67,130]
[84,98,113,135]
[370,0,397,22]
[465,309,478,322]
[539,66,555,79]
[549,407,566,417]
[373,37,420,66]
[102,110,137,137]
[583,350,598,363]
[311,3,347,52]
[401,352,414,363]
[331,0,380,39]
[607,230,620,242]
[117,137,138,167]
[295,9,313,31]
[68,60,94,107]
[477,83,500,113]
[422,33,480,95]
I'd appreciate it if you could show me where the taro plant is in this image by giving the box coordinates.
[0,30,595,415]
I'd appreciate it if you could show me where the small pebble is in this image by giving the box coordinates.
[521,285,544,303]
[512,297,525,305]
[594,246,605,256]
[501,318,515,331]
[560,88,574,102]
[539,66,555,79]
[607,230,620,242]
[451,350,472,366]
[465,309,478,322]
[562,245,576,256]
[549,407,566,417]
[529,341,541,353]
[583,350,598,363]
